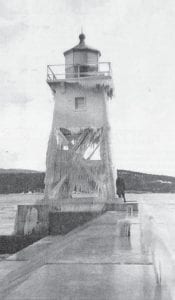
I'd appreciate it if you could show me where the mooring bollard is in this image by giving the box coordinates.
[127,205,133,216]
[117,219,131,237]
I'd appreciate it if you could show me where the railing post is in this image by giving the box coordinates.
[78,65,80,78]
[48,65,56,81]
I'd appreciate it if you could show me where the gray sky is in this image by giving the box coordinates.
[1,0,175,175]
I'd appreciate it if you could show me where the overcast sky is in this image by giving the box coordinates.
[1,0,175,176]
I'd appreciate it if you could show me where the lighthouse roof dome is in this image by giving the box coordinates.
[64,33,101,56]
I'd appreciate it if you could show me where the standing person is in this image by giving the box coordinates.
[116,176,126,202]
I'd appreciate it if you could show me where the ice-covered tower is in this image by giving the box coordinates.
[45,33,115,208]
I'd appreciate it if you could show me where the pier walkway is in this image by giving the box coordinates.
[0,211,170,300]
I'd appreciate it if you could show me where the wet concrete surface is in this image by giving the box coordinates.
[0,211,171,300]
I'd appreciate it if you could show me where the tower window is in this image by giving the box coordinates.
[75,97,86,110]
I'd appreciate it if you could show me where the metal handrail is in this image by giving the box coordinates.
[47,62,112,82]
[48,62,111,67]
[140,201,175,291]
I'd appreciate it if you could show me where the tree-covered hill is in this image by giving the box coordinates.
[0,169,45,194]
[118,170,175,193]
[0,169,175,194]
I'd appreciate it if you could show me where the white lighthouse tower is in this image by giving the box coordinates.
[45,33,115,209]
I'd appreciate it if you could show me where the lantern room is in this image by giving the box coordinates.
[64,33,101,78]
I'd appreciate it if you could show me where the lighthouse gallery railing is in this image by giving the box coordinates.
[47,62,112,82]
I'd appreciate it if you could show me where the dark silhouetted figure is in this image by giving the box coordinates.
[116,177,126,202]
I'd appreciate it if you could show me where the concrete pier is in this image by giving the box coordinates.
[0,210,171,300]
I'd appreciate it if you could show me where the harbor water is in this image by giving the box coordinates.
[0,193,175,236]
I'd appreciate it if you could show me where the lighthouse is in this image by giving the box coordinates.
[45,33,115,208]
